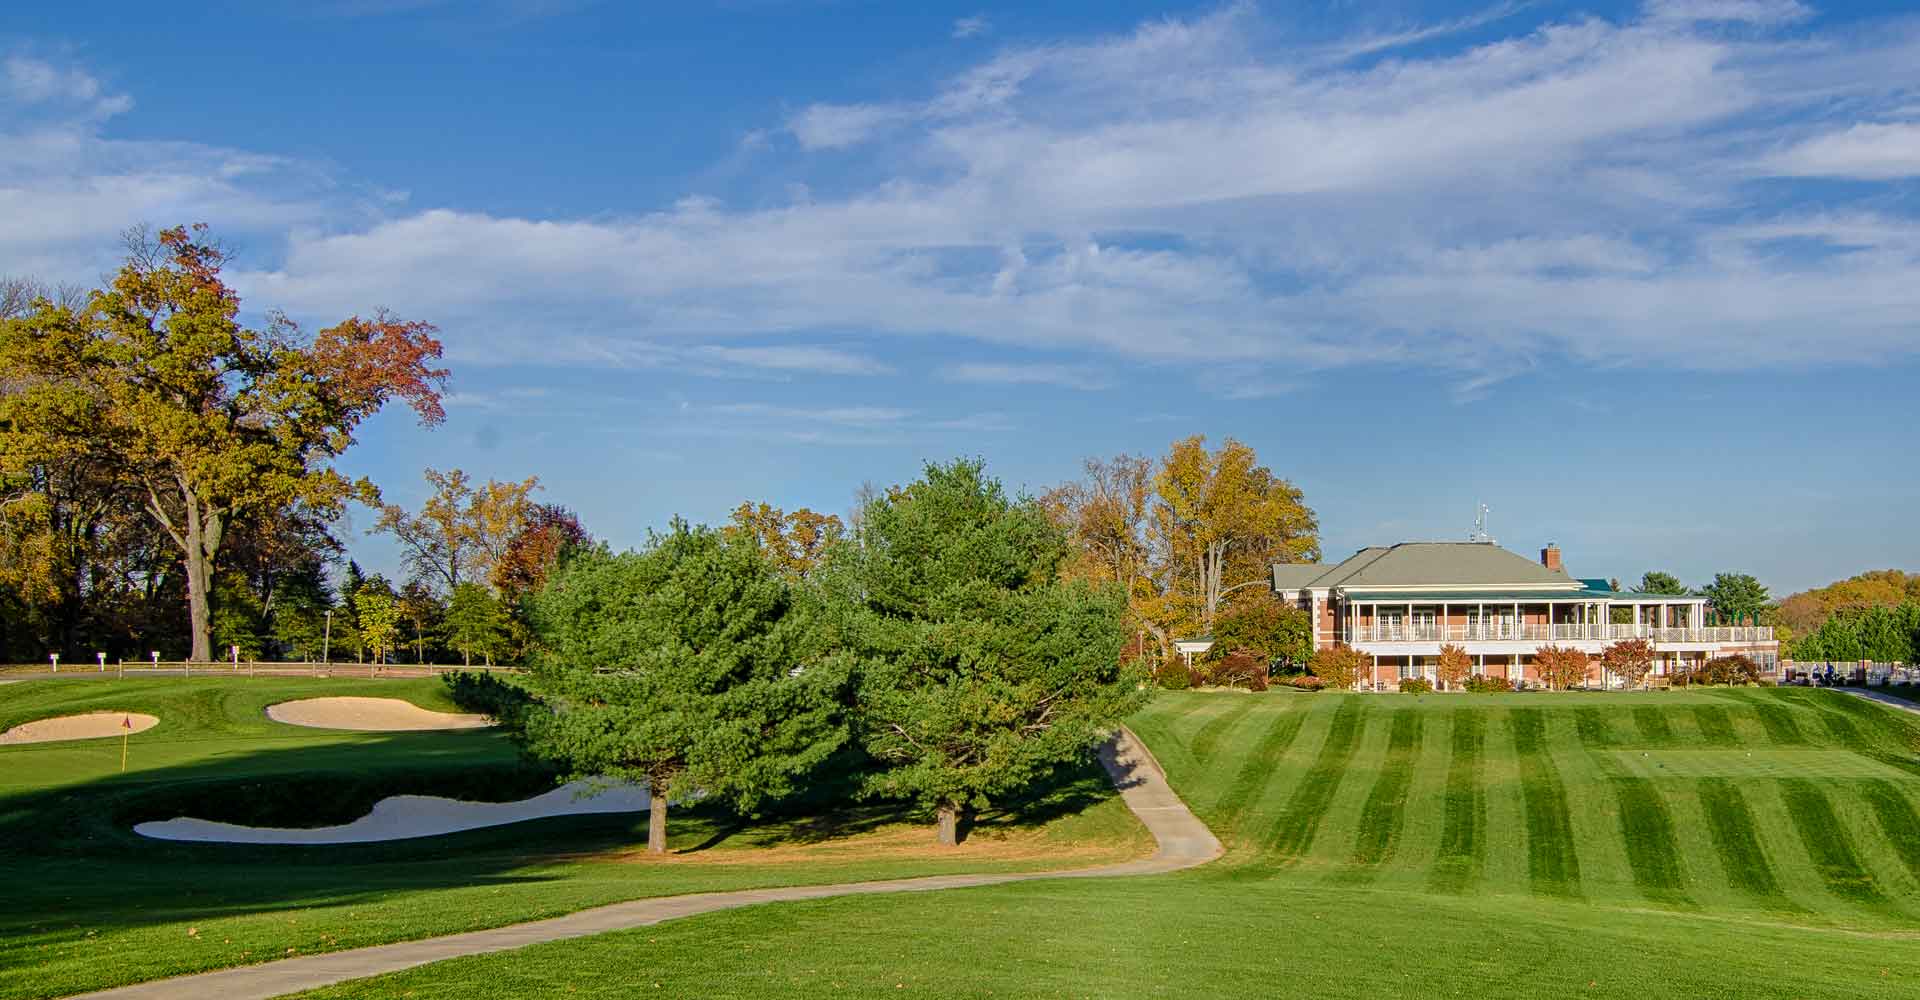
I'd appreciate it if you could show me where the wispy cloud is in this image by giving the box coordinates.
[943,362,1110,391]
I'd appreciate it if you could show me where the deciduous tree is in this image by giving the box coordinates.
[522,524,848,853]
[724,502,844,580]
[1436,643,1472,690]
[1211,590,1313,670]
[825,459,1147,846]
[1153,436,1318,629]
[1535,644,1592,691]
[1600,638,1656,690]
[0,225,447,661]
[374,468,539,594]
[1310,644,1368,691]
[492,503,589,602]
[445,582,511,666]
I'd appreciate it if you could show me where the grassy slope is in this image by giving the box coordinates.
[288,688,1920,999]
[0,678,1147,1000]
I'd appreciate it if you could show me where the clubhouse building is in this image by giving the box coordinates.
[1271,541,1778,691]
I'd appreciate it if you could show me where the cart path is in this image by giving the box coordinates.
[1841,687,1920,716]
[66,727,1220,1000]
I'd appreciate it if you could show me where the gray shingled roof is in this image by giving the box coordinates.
[1271,542,1578,591]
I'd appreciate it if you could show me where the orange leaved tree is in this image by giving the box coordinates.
[1535,644,1592,691]
[1310,643,1369,691]
[1600,638,1657,690]
[1436,643,1473,690]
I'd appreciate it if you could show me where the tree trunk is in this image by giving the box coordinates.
[647,785,668,854]
[935,802,959,847]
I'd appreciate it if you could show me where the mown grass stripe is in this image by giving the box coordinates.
[1428,709,1486,894]
[1857,779,1920,886]
[1696,778,1783,899]
[1632,706,1675,744]
[1574,707,1618,748]
[1210,705,1309,832]
[1613,777,1691,906]
[1189,699,1257,763]
[1691,705,1739,747]
[1347,710,1423,874]
[1752,702,1809,746]
[1264,698,1367,860]
[1779,778,1883,903]
[1510,708,1581,897]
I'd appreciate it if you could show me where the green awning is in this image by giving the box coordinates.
[1338,588,1697,603]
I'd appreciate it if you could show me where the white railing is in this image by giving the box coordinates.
[1343,624,1773,644]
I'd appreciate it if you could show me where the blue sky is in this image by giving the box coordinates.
[5,0,1919,595]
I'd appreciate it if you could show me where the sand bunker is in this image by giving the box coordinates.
[134,780,649,844]
[266,697,491,731]
[1,711,159,745]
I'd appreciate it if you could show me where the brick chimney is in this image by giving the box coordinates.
[1540,543,1563,573]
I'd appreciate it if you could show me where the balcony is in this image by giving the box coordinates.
[1343,624,1774,644]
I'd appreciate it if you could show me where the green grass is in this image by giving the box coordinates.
[0,677,1147,999]
[284,688,1920,1000]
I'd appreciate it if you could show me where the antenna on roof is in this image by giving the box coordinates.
[1469,504,1495,544]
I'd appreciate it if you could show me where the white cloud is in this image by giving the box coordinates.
[952,15,990,40]
[1761,122,1920,180]
[786,103,911,151]
[3,56,131,117]
[12,5,1920,387]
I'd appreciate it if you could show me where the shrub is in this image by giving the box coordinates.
[1399,677,1434,695]
[1156,664,1192,690]
[1309,644,1368,691]
[1697,654,1761,686]
[1464,673,1512,694]
[1283,673,1326,691]
[1204,648,1269,691]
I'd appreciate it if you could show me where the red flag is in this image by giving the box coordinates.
[122,715,132,729]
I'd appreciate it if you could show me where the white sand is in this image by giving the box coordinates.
[266,696,492,731]
[134,780,649,844]
[1,711,159,745]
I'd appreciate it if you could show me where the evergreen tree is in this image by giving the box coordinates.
[520,525,847,853]
[823,459,1147,846]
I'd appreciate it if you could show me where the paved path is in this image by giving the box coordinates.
[1841,687,1920,715]
[68,728,1219,1000]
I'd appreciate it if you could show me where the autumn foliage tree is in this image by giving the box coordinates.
[1436,643,1473,690]
[1535,644,1592,691]
[1600,638,1657,690]
[1310,644,1368,691]
[374,468,540,594]
[724,502,844,580]
[1046,440,1318,667]
[492,503,589,602]
[1154,436,1319,630]
[0,225,447,661]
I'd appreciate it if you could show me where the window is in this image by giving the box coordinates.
[1411,609,1436,639]
[1377,609,1403,639]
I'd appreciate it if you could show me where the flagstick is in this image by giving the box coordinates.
[121,728,128,773]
